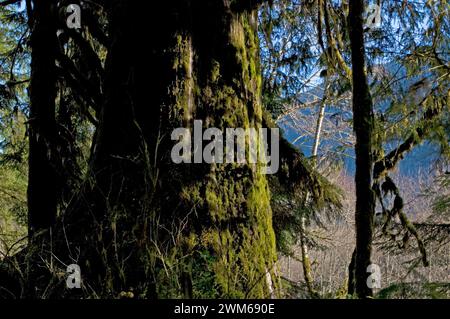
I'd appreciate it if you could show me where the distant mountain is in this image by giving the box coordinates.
[278,63,443,178]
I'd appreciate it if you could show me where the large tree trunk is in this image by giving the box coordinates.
[57,0,277,298]
[28,0,58,235]
[348,0,375,298]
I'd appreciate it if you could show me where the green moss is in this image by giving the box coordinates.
[171,34,195,124]
[158,10,278,299]
[211,59,221,83]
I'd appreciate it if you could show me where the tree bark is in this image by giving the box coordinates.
[27,0,58,235]
[299,214,316,297]
[348,0,375,298]
[58,0,277,298]
[312,79,329,160]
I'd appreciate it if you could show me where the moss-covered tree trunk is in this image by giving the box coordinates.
[28,0,58,235]
[348,0,375,298]
[299,216,316,297]
[59,0,277,298]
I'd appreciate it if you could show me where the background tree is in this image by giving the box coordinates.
[347,0,376,298]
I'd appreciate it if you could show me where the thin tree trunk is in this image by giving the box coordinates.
[312,80,329,159]
[347,248,356,296]
[299,214,316,297]
[299,79,329,298]
[27,0,58,235]
[348,0,376,298]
